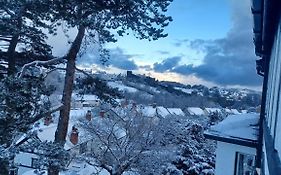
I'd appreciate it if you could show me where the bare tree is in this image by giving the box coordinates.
[79,107,159,175]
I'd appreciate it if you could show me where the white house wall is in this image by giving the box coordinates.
[215,142,256,175]
[273,16,281,160]
[14,152,38,175]
[263,140,270,175]
[263,13,281,172]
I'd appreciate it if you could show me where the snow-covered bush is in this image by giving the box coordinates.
[0,74,55,174]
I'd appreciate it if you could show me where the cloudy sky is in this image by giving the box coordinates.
[53,0,263,90]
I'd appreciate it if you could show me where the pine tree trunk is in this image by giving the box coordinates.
[1,33,20,175]
[55,25,85,144]
[51,25,85,175]
[7,34,19,75]
[7,10,22,76]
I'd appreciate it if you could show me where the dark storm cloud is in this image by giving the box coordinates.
[108,48,138,70]
[169,1,262,86]
[78,47,138,70]
[139,65,153,71]
[153,56,181,73]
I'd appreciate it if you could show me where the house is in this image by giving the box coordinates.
[204,114,259,175]
[166,108,185,116]
[187,107,205,116]
[139,105,171,118]
[203,107,222,115]
[251,0,281,174]
[205,0,281,174]
[15,108,97,175]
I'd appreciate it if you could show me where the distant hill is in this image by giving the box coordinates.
[75,71,261,110]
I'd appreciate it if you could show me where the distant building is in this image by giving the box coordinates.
[126,70,140,80]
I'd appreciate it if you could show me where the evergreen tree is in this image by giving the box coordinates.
[52,1,174,164]
[0,0,54,75]
[0,70,54,174]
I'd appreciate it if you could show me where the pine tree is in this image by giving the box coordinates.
[51,1,173,174]
[0,71,54,175]
[0,0,54,75]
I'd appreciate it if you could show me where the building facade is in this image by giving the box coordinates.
[206,0,281,174]
[252,0,281,174]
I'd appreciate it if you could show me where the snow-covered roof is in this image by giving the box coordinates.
[204,113,259,147]
[37,109,93,150]
[224,108,232,113]
[139,106,178,118]
[230,109,240,114]
[204,108,221,113]
[79,95,99,101]
[141,106,156,117]
[187,107,205,116]
[156,106,171,118]
[167,108,185,116]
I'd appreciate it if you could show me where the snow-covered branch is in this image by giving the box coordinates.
[28,104,64,126]
[18,57,66,78]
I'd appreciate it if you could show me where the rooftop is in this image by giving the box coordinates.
[204,113,259,148]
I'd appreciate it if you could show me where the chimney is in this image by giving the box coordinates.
[121,99,129,108]
[44,114,53,126]
[70,126,79,145]
[100,110,106,118]
[85,110,92,121]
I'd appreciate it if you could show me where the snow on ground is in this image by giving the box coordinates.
[207,113,259,141]
[37,108,93,150]
[187,107,205,116]
[174,87,193,94]
[64,160,110,175]
[107,81,138,93]
[167,108,185,116]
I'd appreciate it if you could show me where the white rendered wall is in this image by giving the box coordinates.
[215,142,256,175]
[263,140,270,175]
[14,152,38,175]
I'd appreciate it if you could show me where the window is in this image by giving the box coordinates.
[235,152,257,175]
[31,158,40,168]
[79,142,87,154]
[9,166,18,175]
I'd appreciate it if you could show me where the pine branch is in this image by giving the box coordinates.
[28,104,64,126]
[18,57,66,78]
